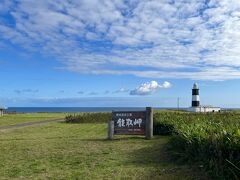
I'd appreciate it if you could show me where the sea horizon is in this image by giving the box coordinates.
[5,107,240,113]
[6,107,185,113]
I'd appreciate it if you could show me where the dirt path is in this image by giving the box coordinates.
[0,118,64,130]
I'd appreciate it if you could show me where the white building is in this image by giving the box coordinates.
[188,83,221,113]
[188,106,221,113]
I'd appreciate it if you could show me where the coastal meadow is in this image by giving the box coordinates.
[66,110,240,179]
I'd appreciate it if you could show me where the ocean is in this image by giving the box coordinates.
[5,107,179,113]
[5,107,237,113]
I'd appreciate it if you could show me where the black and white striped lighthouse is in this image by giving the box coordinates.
[192,83,200,107]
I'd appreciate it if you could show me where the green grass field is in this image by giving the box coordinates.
[0,114,207,179]
[0,113,67,126]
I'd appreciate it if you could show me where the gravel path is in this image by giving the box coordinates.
[0,118,65,130]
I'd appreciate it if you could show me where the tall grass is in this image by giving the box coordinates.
[154,112,240,179]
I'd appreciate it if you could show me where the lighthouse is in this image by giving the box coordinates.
[188,83,221,112]
[192,83,200,107]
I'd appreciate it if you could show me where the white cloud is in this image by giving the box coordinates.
[113,88,129,94]
[161,81,172,89]
[0,1,13,13]
[0,96,184,107]
[104,90,110,94]
[77,91,84,94]
[88,92,98,96]
[0,1,240,80]
[130,81,172,95]
[14,89,39,94]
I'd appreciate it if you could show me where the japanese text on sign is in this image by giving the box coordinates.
[116,118,142,128]
[112,111,146,135]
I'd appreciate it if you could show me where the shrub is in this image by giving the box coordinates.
[65,112,111,123]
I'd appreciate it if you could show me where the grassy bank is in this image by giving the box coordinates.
[2,111,239,179]
[0,114,207,179]
[154,112,240,179]
[66,111,240,179]
[0,113,66,126]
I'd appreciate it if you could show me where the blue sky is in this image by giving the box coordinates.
[0,0,240,107]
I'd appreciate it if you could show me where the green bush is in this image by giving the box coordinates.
[65,112,111,123]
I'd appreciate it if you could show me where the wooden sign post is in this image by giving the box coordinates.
[145,107,153,140]
[108,107,153,140]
